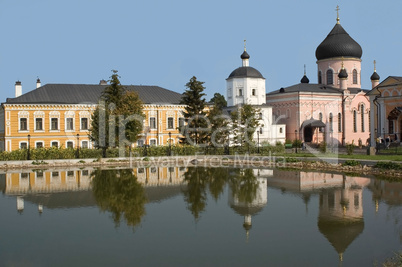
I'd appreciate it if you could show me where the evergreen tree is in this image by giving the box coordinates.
[180,76,208,145]
[207,93,229,147]
[90,70,144,154]
[231,104,260,150]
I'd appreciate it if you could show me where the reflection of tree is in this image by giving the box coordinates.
[207,168,229,202]
[229,169,258,204]
[91,169,147,229]
[182,167,209,220]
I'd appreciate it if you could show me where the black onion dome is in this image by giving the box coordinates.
[228,66,264,79]
[316,23,362,60]
[301,75,310,83]
[338,68,348,79]
[371,71,380,81]
[241,51,250,59]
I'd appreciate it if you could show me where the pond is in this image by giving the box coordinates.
[0,166,401,266]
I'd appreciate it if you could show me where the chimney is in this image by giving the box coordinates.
[36,78,41,88]
[99,79,108,85]
[15,81,22,97]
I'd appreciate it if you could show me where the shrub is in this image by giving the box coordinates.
[374,161,402,170]
[342,160,361,167]
[346,141,355,155]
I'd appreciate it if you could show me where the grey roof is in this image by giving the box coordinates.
[267,83,369,95]
[316,23,362,60]
[5,84,184,105]
[227,66,265,79]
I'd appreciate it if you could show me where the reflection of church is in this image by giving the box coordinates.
[266,170,370,261]
[228,169,270,241]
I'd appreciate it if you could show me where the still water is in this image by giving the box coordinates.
[0,166,401,266]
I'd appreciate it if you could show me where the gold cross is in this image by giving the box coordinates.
[244,39,247,51]
[374,60,377,71]
[336,5,340,24]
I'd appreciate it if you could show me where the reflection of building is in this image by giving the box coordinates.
[2,166,188,214]
[267,169,370,261]
[368,179,402,207]
[229,169,269,240]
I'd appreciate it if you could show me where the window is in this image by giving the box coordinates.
[82,170,89,176]
[81,118,88,130]
[81,141,88,149]
[353,69,358,84]
[318,71,322,84]
[35,118,43,131]
[326,69,333,85]
[167,117,174,129]
[151,167,157,173]
[138,168,145,174]
[169,167,174,173]
[338,113,342,132]
[258,113,263,119]
[36,171,44,178]
[279,128,283,134]
[66,118,74,130]
[51,118,58,130]
[227,89,232,98]
[150,139,156,146]
[52,171,59,177]
[150,117,156,129]
[20,142,27,149]
[137,140,144,147]
[259,128,263,134]
[252,89,256,96]
[353,110,357,132]
[36,142,43,148]
[238,88,243,96]
[329,113,333,132]
[389,120,394,134]
[360,104,365,132]
[21,173,28,179]
[67,141,74,148]
[51,141,59,147]
[67,171,74,177]
[178,117,185,128]
[20,118,27,131]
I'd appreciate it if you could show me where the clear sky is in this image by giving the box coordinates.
[0,0,401,102]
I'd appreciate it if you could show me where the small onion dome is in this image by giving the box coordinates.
[300,75,310,84]
[338,68,348,79]
[371,71,380,81]
[316,23,362,61]
[241,50,250,59]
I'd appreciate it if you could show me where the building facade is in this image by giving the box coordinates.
[0,80,185,151]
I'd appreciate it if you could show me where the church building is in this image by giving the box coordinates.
[266,8,375,147]
[225,44,286,145]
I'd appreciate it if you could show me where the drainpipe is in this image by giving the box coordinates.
[342,96,346,146]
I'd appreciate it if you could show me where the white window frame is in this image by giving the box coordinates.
[81,140,89,149]
[149,117,157,129]
[66,140,75,149]
[34,111,45,132]
[18,111,29,132]
[19,141,28,149]
[149,139,157,146]
[65,111,75,132]
[49,111,60,132]
[79,111,90,132]
[51,140,59,148]
[35,141,44,148]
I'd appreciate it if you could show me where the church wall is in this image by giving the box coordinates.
[317,58,362,89]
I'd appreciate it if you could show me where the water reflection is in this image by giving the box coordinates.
[2,166,402,265]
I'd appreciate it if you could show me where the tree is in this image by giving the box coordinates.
[179,76,208,145]
[231,104,260,150]
[207,93,229,147]
[90,70,144,155]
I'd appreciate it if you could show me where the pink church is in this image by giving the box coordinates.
[266,12,378,147]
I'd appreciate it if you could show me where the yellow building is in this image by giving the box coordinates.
[0,79,186,151]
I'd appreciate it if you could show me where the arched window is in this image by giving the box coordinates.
[360,104,365,132]
[252,89,256,96]
[326,69,333,85]
[353,69,358,84]
[329,113,333,132]
[353,110,357,132]
[338,113,342,132]
[318,71,322,84]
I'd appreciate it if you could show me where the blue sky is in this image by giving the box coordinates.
[0,0,401,102]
